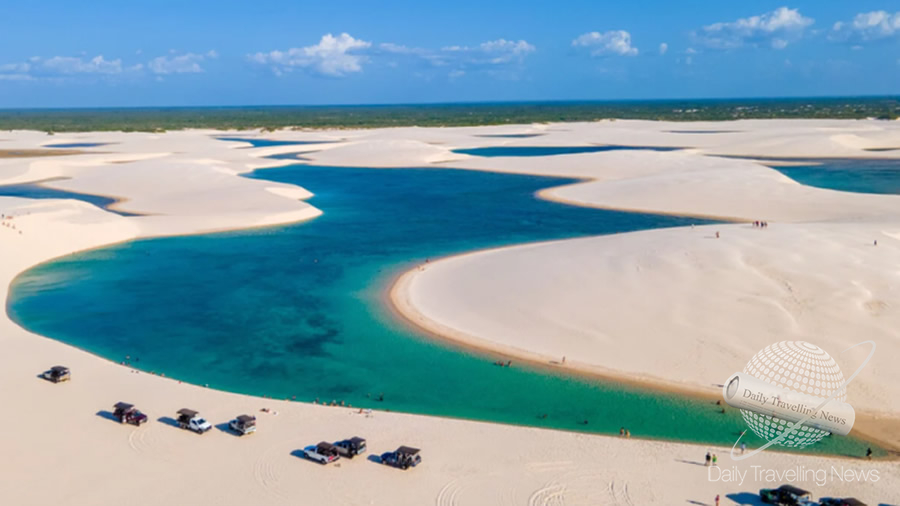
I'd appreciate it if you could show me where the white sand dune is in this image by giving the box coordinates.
[2,122,899,505]
[395,224,900,414]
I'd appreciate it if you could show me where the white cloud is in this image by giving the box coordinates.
[379,43,419,55]
[0,62,31,73]
[41,55,123,74]
[0,52,210,81]
[467,39,535,64]
[572,30,638,56]
[148,51,216,74]
[250,33,372,77]
[831,11,900,42]
[0,71,33,81]
[693,7,813,49]
[379,43,449,66]
[379,38,535,77]
[659,42,668,55]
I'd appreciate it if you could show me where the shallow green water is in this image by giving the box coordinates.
[6,154,883,457]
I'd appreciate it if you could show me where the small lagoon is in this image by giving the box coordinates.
[0,182,140,217]
[768,158,900,196]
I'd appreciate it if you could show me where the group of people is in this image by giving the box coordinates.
[752,220,769,228]
[705,451,718,466]
[1,214,22,235]
[619,427,631,438]
[311,392,386,408]
[313,398,353,407]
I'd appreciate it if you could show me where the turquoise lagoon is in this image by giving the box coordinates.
[768,158,900,196]
[5,147,884,457]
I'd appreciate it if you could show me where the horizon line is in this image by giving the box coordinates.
[2,94,899,112]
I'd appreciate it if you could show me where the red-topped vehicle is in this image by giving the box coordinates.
[113,402,148,426]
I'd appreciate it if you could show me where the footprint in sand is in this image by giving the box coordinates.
[864,299,889,315]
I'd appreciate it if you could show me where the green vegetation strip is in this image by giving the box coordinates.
[0,97,898,133]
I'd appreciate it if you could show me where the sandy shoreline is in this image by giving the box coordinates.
[387,243,900,456]
[3,122,900,504]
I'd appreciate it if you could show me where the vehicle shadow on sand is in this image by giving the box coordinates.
[214,422,242,437]
[367,454,382,464]
[95,410,120,423]
[726,492,766,505]
[156,416,181,429]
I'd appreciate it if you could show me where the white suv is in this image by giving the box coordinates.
[303,442,340,465]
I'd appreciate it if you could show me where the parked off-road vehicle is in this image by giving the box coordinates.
[113,402,148,426]
[41,366,71,383]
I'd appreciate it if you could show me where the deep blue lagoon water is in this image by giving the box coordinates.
[216,137,332,148]
[0,182,141,217]
[769,159,900,196]
[6,153,882,456]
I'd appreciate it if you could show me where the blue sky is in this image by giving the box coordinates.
[0,1,898,107]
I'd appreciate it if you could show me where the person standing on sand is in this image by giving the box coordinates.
[740,442,746,455]
[866,447,873,460]
[715,231,720,239]
[712,454,718,466]
[705,452,711,466]
[715,494,720,506]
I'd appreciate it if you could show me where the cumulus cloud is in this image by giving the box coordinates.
[250,33,372,77]
[572,30,638,56]
[659,42,669,55]
[693,7,813,49]
[148,50,217,74]
[379,43,430,57]
[41,55,124,74]
[0,52,214,81]
[378,38,535,78]
[0,62,31,81]
[0,62,31,73]
[443,39,536,64]
[831,11,900,42]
